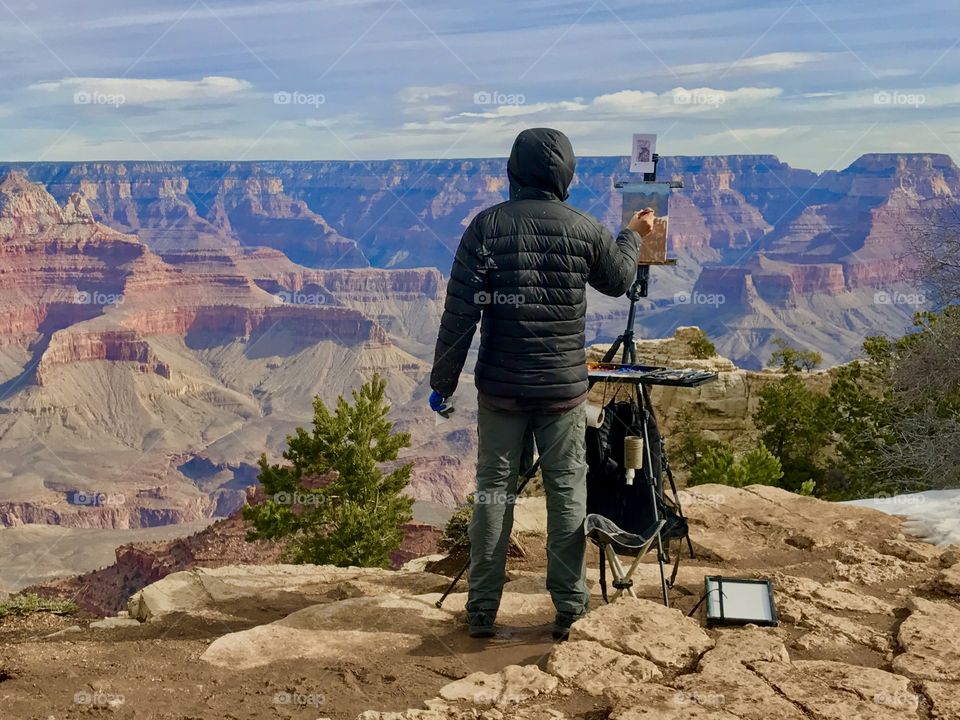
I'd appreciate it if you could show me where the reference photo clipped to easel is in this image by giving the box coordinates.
[436,133,780,627]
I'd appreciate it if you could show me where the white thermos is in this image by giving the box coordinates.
[624,436,644,486]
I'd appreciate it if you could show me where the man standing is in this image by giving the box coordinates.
[429,128,654,640]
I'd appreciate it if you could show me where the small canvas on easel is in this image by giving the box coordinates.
[619,182,670,264]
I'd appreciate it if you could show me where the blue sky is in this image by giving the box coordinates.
[1,0,958,169]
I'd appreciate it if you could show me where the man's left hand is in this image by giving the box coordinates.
[429,390,455,418]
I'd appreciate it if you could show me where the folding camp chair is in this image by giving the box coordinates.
[587,513,665,601]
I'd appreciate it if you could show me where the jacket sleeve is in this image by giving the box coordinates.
[430,220,486,397]
[587,224,642,297]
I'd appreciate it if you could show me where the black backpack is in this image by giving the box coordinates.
[585,399,688,547]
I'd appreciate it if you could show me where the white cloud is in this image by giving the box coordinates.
[459,100,589,119]
[590,86,783,116]
[670,52,838,78]
[792,84,960,112]
[28,76,252,104]
[397,85,465,116]
[447,86,782,124]
[875,68,916,78]
[694,126,797,144]
[79,0,378,30]
[397,85,462,105]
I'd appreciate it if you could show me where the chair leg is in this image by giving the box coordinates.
[604,546,637,600]
[620,551,646,598]
[597,542,610,604]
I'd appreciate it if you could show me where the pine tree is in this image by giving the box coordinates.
[753,373,833,492]
[767,337,822,372]
[243,374,414,568]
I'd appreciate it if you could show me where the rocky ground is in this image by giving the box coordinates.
[18,496,443,616]
[2,484,959,720]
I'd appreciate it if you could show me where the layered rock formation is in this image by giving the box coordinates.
[12,150,931,371]
[0,173,445,528]
[2,153,947,296]
[0,151,953,534]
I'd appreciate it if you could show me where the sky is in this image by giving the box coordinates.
[1,0,958,170]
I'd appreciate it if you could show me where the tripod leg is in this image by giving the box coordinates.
[659,419,697,562]
[637,384,670,607]
[655,532,670,607]
[435,556,470,609]
[602,336,624,363]
[668,537,683,588]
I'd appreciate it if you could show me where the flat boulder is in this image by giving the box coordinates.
[209,625,417,671]
[752,660,919,720]
[893,597,960,681]
[421,589,555,627]
[879,538,941,564]
[672,628,805,720]
[922,681,960,719]
[934,562,960,596]
[681,485,902,563]
[128,564,449,621]
[359,702,566,719]
[89,617,141,630]
[774,573,896,614]
[606,683,740,719]
[202,594,453,670]
[570,596,713,669]
[831,542,913,585]
[548,639,662,694]
[439,665,558,707]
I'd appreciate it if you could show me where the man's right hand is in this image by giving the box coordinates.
[626,208,655,237]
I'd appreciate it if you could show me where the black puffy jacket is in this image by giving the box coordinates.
[430,128,641,410]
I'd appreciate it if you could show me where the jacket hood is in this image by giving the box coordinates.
[507,128,576,201]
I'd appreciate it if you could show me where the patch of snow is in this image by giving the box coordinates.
[846,489,960,546]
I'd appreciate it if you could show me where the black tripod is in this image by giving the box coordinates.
[601,264,697,586]
[601,265,649,366]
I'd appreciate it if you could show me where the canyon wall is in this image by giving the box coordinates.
[0,173,442,530]
[3,154,949,371]
[0,151,955,534]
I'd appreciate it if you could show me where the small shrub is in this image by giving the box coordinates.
[688,443,784,489]
[688,444,736,487]
[688,330,717,359]
[0,593,78,619]
[753,372,833,492]
[736,445,784,487]
[670,407,724,472]
[439,496,474,552]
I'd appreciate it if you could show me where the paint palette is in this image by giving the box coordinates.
[587,362,718,387]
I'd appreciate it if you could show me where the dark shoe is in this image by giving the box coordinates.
[468,610,497,638]
[552,611,584,641]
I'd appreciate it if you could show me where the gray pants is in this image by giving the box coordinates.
[467,399,588,618]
